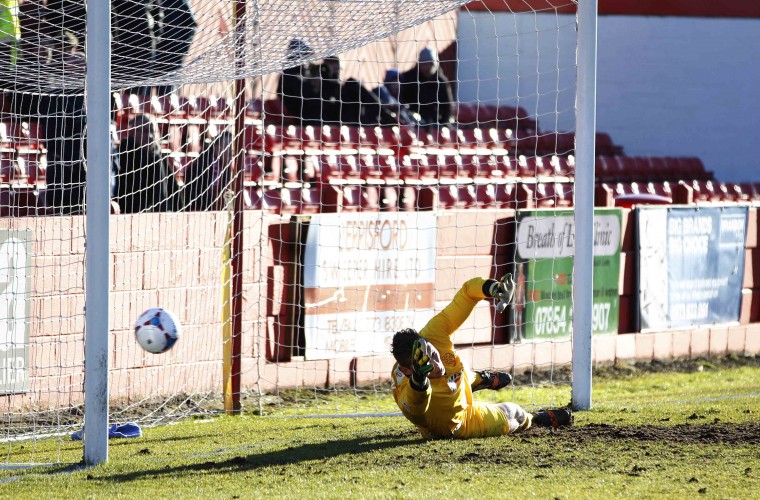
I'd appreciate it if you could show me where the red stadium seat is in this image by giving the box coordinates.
[112,92,130,119]
[300,185,322,214]
[340,126,363,151]
[210,96,230,118]
[717,182,747,202]
[455,127,486,149]
[474,182,497,208]
[469,155,498,179]
[379,185,399,211]
[614,192,672,208]
[455,102,479,126]
[492,182,516,208]
[595,133,622,156]
[318,154,342,182]
[521,182,574,209]
[398,185,417,211]
[612,156,644,182]
[279,155,301,183]
[457,183,478,209]
[0,184,41,217]
[400,155,434,181]
[738,182,760,201]
[5,121,42,151]
[476,103,498,127]
[690,180,721,203]
[127,93,151,116]
[0,151,21,183]
[243,125,265,152]
[361,185,381,211]
[496,104,536,131]
[549,155,574,177]
[321,184,362,212]
[645,181,673,200]
[378,155,400,180]
[361,126,396,153]
[300,125,320,150]
[244,154,265,183]
[17,151,45,186]
[318,125,346,151]
[517,155,552,178]
[595,156,614,180]
[339,155,361,180]
[678,157,711,180]
[263,98,288,124]
[433,154,464,178]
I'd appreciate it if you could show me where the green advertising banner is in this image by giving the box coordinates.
[515,208,622,341]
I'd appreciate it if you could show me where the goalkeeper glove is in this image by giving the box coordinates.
[487,273,515,314]
[410,338,434,390]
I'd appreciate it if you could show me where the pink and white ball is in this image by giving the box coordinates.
[134,307,181,354]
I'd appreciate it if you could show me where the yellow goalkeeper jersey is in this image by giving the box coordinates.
[392,277,494,439]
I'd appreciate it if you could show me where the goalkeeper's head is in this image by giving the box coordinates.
[391,328,421,368]
[391,329,445,378]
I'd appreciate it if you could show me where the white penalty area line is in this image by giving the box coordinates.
[267,412,403,419]
[594,391,760,409]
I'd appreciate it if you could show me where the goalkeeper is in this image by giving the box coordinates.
[391,276,572,439]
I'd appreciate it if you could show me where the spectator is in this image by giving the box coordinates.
[38,31,88,214]
[0,0,20,67]
[277,42,393,126]
[182,131,232,211]
[277,38,321,124]
[399,47,454,126]
[112,0,196,97]
[319,54,395,126]
[152,0,196,96]
[374,68,417,126]
[116,114,179,213]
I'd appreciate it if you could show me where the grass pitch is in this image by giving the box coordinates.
[2,356,759,499]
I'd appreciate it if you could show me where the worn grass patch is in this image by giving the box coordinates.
[2,356,759,499]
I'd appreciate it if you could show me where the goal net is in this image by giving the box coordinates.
[1,0,595,465]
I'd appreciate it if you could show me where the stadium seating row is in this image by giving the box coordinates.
[114,93,542,131]
[596,180,760,207]
[596,155,712,182]
[248,152,578,185]
[239,123,621,156]
[1,178,758,217]
[245,179,760,214]
[109,92,621,154]
[245,180,575,214]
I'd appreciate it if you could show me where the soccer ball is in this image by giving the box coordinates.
[134,307,181,354]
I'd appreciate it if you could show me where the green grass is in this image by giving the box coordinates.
[2,357,759,499]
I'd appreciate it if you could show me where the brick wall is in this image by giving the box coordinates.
[2,207,759,412]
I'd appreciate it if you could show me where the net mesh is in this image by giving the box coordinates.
[0,0,587,464]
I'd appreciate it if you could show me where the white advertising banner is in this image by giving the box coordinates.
[302,213,437,360]
[0,231,31,394]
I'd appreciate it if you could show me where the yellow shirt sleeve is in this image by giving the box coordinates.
[391,364,431,427]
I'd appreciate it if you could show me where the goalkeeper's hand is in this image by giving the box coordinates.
[488,273,515,314]
[410,338,434,389]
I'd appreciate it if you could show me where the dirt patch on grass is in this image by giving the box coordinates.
[532,421,760,445]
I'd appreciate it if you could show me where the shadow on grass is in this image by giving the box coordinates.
[101,429,423,482]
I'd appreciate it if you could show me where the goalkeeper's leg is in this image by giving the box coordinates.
[495,402,532,433]
[470,370,513,392]
[455,402,532,438]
